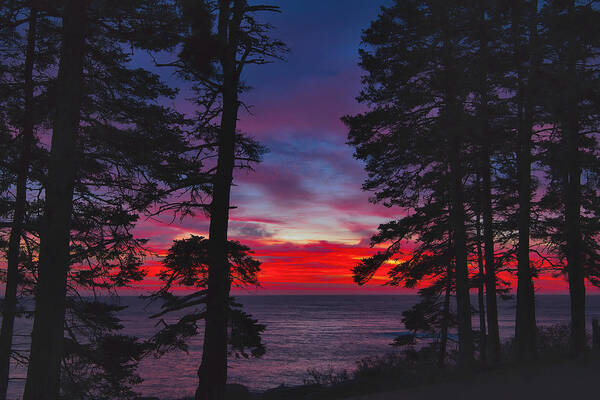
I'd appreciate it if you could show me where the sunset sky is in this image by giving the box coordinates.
[134,0,580,294]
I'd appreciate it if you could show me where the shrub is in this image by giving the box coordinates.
[303,366,350,386]
[537,324,572,357]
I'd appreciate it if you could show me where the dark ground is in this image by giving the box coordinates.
[346,357,600,400]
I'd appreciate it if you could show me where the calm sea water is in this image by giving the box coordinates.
[7,295,600,399]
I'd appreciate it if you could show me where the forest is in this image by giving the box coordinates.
[0,0,599,400]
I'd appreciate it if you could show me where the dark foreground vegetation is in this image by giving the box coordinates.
[157,325,600,400]
[201,325,599,400]
[1,0,599,399]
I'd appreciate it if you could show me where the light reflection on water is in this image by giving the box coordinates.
[7,295,600,399]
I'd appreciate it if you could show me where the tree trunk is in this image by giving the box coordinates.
[194,82,237,400]
[482,154,501,363]
[476,0,501,364]
[441,2,473,367]
[565,126,585,354]
[513,0,537,362]
[439,270,452,368]
[195,2,241,399]
[449,144,473,366]
[563,0,585,354]
[475,211,487,364]
[0,5,38,399]
[23,2,87,399]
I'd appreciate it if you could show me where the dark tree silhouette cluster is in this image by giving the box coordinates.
[0,1,283,400]
[345,0,600,365]
[1,0,599,399]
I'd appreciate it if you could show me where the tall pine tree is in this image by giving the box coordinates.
[537,0,600,354]
[150,1,285,398]
[345,0,478,366]
[23,1,189,397]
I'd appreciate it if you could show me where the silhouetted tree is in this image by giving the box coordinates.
[22,1,190,398]
[351,187,458,364]
[0,4,36,395]
[398,279,457,367]
[61,301,147,400]
[345,0,476,366]
[23,1,87,397]
[536,0,600,355]
[158,2,285,399]
[0,2,57,396]
[464,0,510,364]
[148,235,265,364]
[473,206,487,363]
[507,0,541,362]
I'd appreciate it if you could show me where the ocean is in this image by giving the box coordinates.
[6,294,600,399]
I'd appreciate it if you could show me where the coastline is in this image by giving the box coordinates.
[154,353,600,400]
